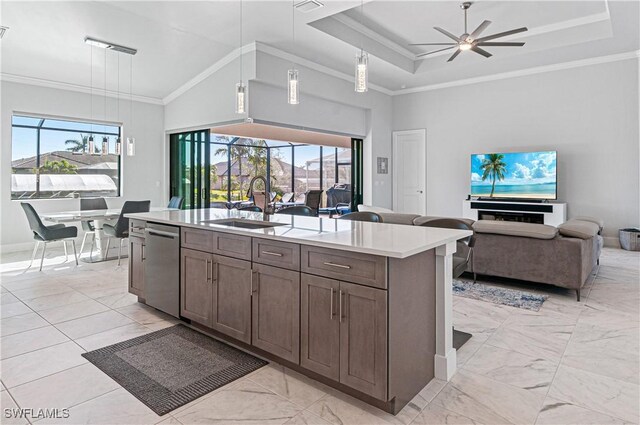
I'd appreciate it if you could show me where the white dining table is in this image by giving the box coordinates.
[41,207,178,263]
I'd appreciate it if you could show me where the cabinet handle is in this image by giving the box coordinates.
[323,262,351,269]
[330,288,335,320]
[251,271,258,294]
[141,244,145,262]
[339,290,343,323]
[206,259,211,282]
[262,250,283,257]
[212,262,217,283]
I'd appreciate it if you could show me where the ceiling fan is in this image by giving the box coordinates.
[410,2,527,62]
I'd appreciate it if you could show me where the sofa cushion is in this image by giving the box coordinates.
[377,213,421,225]
[473,220,558,240]
[572,216,604,231]
[558,220,600,239]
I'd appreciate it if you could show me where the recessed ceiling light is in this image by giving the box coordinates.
[84,37,137,55]
[0,26,9,39]
[294,0,324,13]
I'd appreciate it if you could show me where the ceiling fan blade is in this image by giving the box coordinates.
[416,46,457,57]
[477,41,525,47]
[471,46,492,58]
[409,43,458,46]
[447,49,462,62]
[469,20,492,39]
[434,27,462,42]
[476,27,528,42]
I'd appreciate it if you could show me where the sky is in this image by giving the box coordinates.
[471,151,557,186]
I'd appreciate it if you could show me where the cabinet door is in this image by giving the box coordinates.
[300,274,340,381]
[180,248,213,326]
[252,264,300,363]
[211,255,252,344]
[128,236,145,297]
[339,282,388,400]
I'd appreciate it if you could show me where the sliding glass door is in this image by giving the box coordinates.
[169,130,210,209]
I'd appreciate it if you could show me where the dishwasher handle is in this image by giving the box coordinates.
[146,229,179,239]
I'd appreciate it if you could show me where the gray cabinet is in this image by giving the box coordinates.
[252,263,300,364]
[211,255,252,343]
[300,274,388,400]
[180,248,213,326]
[339,281,388,400]
[128,235,145,297]
[300,274,340,381]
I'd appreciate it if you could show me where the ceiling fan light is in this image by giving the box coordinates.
[459,42,473,51]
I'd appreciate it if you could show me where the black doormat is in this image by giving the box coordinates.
[82,324,267,415]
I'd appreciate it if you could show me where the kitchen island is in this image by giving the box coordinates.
[124,208,471,414]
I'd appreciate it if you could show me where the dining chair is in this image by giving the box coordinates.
[103,200,150,266]
[79,197,108,258]
[420,218,476,281]
[168,196,184,209]
[304,190,323,217]
[338,211,383,223]
[276,206,315,217]
[238,205,262,212]
[21,203,78,271]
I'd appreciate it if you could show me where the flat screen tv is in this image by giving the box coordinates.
[470,151,557,200]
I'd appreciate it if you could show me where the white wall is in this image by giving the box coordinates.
[163,47,394,208]
[0,81,165,251]
[392,58,640,245]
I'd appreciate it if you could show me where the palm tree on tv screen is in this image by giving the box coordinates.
[481,154,507,197]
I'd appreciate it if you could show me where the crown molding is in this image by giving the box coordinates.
[0,72,164,105]
[254,42,394,96]
[162,42,258,105]
[393,49,640,96]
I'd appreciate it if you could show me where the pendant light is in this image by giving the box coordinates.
[88,44,95,154]
[235,0,246,114]
[126,54,135,156]
[287,0,299,105]
[102,48,109,155]
[355,0,368,93]
[115,53,122,156]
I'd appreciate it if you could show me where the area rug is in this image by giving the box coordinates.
[453,279,548,311]
[82,325,267,415]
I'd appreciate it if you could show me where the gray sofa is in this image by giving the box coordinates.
[373,211,602,301]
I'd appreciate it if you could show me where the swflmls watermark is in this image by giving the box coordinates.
[4,408,70,420]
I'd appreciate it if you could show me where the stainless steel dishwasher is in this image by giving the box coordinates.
[144,223,180,318]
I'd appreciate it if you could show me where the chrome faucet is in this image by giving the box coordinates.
[248,175,272,220]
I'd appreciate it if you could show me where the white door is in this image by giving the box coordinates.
[393,129,426,214]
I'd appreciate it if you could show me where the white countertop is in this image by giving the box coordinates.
[125,209,472,259]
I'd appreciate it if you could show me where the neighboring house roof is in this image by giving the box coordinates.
[11,151,119,169]
[11,174,117,192]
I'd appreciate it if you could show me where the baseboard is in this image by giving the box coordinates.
[603,236,621,248]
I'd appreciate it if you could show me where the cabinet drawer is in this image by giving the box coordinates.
[129,220,146,238]
[301,246,387,289]
[212,232,251,261]
[181,227,213,252]
[253,238,300,271]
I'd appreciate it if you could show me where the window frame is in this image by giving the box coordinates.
[10,113,123,200]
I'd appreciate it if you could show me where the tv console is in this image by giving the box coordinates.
[462,199,566,227]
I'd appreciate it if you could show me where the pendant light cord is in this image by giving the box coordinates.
[104,48,107,135]
[360,0,364,51]
[90,44,93,138]
[292,0,295,68]
[130,54,133,131]
[240,0,243,84]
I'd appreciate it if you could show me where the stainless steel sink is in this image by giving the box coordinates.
[201,219,286,229]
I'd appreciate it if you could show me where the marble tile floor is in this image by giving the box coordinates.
[0,247,638,425]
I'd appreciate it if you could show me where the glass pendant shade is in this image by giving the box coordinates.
[235,82,246,114]
[102,137,109,155]
[115,137,122,155]
[287,69,299,105]
[126,137,136,156]
[355,50,368,93]
[88,136,95,155]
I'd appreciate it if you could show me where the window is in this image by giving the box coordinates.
[11,115,121,199]
[170,132,358,210]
